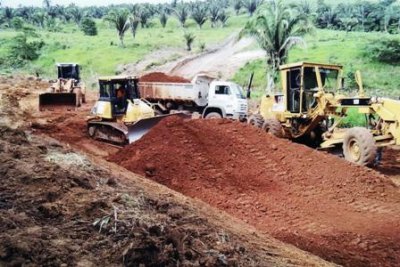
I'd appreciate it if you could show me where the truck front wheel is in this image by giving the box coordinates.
[343,127,377,166]
[205,112,222,119]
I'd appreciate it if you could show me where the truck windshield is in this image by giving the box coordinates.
[231,84,246,99]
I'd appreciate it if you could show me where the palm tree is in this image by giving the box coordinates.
[174,4,189,27]
[129,15,140,39]
[233,0,242,15]
[43,0,51,10]
[243,0,263,16]
[159,11,168,28]
[241,0,313,90]
[105,9,130,47]
[137,7,151,28]
[218,9,229,27]
[3,7,14,23]
[209,4,220,28]
[191,3,208,29]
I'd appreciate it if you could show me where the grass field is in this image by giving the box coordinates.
[1,12,399,99]
[0,15,248,86]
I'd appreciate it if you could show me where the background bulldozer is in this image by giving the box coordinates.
[39,63,86,111]
[248,62,400,166]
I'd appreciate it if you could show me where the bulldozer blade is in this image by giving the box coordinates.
[39,93,77,111]
[127,113,188,144]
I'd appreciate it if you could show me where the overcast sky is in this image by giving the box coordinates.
[2,0,171,7]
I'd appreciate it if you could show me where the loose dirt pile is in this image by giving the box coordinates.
[140,72,190,83]
[0,75,48,128]
[0,126,334,267]
[109,117,400,267]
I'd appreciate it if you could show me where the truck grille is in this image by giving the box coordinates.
[240,104,247,111]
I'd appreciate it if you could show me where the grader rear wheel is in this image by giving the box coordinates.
[262,119,283,138]
[247,114,264,128]
[343,127,377,166]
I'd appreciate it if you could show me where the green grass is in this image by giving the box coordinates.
[0,15,248,86]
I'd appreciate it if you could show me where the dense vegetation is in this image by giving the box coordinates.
[0,0,399,97]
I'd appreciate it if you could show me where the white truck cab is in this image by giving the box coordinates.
[204,81,248,121]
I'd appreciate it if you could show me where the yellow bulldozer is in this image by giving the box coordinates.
[248,62,400,166]
[87,76,184,145]
[39,63,86,111]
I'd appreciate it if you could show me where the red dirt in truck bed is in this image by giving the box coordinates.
[109,117,400,267]
[140,72,190,83]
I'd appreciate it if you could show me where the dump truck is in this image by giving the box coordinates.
[248,62,400,166]
[39,63,86,111]
[139,74,248,121]
[87,76,185,145]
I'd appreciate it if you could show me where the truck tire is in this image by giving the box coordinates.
[205,112,222,119]
[262,119,283,138]
[247,114,264,128]
[343,127,377,166]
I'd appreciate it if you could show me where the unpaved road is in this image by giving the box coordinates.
[122,34,265,80]
[166,35,264,80]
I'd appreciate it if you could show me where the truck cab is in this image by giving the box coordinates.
[204,81,248,121]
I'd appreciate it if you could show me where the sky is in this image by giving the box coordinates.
[2,0,171,8]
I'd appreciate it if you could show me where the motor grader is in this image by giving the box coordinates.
[39,63,86,111]
[87,76,184,145]
[248,62,400,166]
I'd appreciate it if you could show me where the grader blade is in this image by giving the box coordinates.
[39,93,77,111]
[127,113,188,143]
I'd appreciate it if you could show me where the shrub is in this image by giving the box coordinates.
[364,38,400,64]
[10,17,24,30]
[80,17,98,36]
[183,32,195,51]
[8,28,44,66]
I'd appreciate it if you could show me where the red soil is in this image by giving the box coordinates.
[109,116,400,267]
[140,72,190,83]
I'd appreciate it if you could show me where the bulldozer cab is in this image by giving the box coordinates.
[281,62,342,114]
[99,77,139,115]
[57,63,80,82]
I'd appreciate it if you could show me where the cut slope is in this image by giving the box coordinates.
[109,117,400,267]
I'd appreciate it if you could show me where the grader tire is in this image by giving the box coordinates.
[262,119,283,138]
[247,114,264,129]
[343,127,377,167]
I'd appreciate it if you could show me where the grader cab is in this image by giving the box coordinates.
[249,62,400,166]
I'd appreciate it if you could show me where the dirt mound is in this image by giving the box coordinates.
[0,126,334,267]
[0,75,49,128]
[140,72,190,83]
[109,117,400,266]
